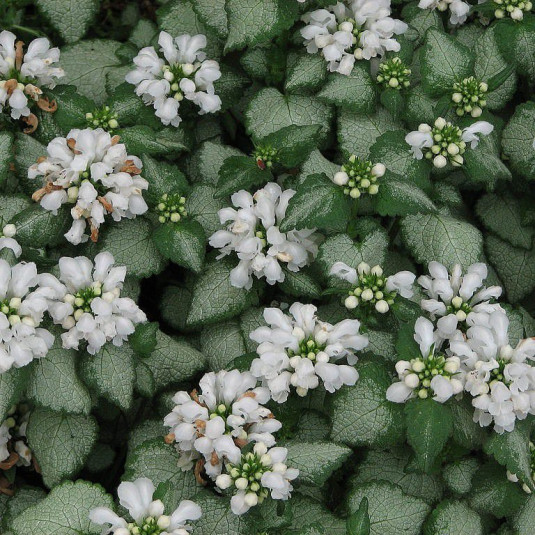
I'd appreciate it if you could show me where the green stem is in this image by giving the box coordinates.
[10,25,43,38]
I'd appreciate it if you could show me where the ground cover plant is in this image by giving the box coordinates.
[0,0,535,534]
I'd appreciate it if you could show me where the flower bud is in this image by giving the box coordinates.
[272,462,287,473]
[2,224,16,238]
[333,171,349,186]
[452,92,463,103]
[447,143,460,156]
[296,386,308,397]
[371,265,383,276]
[444,358,460,374]
[412,360,425,373]
[216,474,232,489]
[434,117,447,129]
[368,184,379,195]
[339,21,353,32]
[375,300,389,314]
[451,296,463,309]
[361,288,373,301]
[108,119,119,129]
[254,442,268,456]
[182,63,195,76]
[235,477,249,490]
[395,360,411,375]
[433,155,447,168]
[344,296,358,309]
[404,373,420,389]
[357,262,370,275]
[157,515,171,529]
[372,163,386,177]
[418,123,432,133]
[244,493,259,507]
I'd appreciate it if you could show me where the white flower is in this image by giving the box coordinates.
[0,420,11,462]
[250,303,368,402]
[217,443,298,516]
[89,477,201,534]
[418,0,472,25]
[405,129,433,160]
[38,252,146,354]
[126,31,221,127]
[209,183,319,290]
[164,370,281,480]
[300,0,407,75]
[330,261,415,313]
[0,223,21,258]
[461,121,494,148]
[0,31,63,123]
[0,260,54,373]
[387,317,464,403]
[29,128,148,245]
[418,261,503,339]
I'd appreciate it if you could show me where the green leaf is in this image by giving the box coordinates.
[299,150,339,184]
[285,53,327,93]
[401,213,483,270]
[279,174,351,233]
[117,125,190,157]
[0,132,13,185]
[37,0,99,43]
[189,491,248,535]
[216,156,270,198]
[420,28,475,97]
[288,495,346,533]
[11,480,114,535]
[486,234,535,303]
[141,154,189,206]
[192,0,228,38]
[245,87,333,144]
[26,408,97,488]
[13,134,46,196]
[448,397,487,449]
[80,343,136,410]
[284,441,352,487]
[60,40,122,105]
[142,330,206,392]
[11,205,72,248]
[186,258,258,328]
[187,184,228,237]
[106,83,147,127]
[423,500,483,535]
[347,498,371,535]
[376,177,436,217]
[443,458,480,495]
[502,101,535,181]
[330,360,405,448]
[317,65,376,113]
[405,399,453,473]
[99,218,166,278]
[152,220,206,273]
[129,322,158,357]
[513,495,535,534]
[477,193,534,250]
[380,89,405,121]
[51,85,95,131]
[404,86,438,127]
[1,486,46,532]
[484,422,535,492]
[347,481,430,535]
[225,0,298,52]
[279,268,322,300]
[27,340,91,415]
[201,320,246,371]
[0,368,29,423]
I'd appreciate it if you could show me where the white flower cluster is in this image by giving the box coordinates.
[406,118,494,168]
[387,316,464,403]
[0,30,63,123]
[38,252,146,355]
[418,0,472,25]
[301,0,408,75]
[0,405,32,469]
[330,261,415,314]
[164,370,281,479]
[418,261,503,339]
[215,442,298,515]
[209,183,319,290]
[29,128,148,245]
[126,31,221,127]
[0,260,53,373]
[250,303,368,402]
[89,477,201,535]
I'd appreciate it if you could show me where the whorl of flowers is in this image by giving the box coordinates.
[249,303,368,402]
[376,56,411,90]
[209,183,320,290]
[300,0,408,75]
[330,261,415,314]
[406,118,494,168]
[332,156,385,198]
[89,477,202,535]
[0,260,53,373]
[215,443,298,516]
[386,317,464,404]
[164,370,282,480]
[37,252,146,355]
[451,77,488,118]
[0,404,32,470]
[29,128,148,245]
[455,311,535,434]
[418,261,503,339]
[0,30,63,132]
[418,0,472,25]
[493,0,533,21]
[126,31,222,127]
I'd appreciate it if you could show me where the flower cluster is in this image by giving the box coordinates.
[216,443,298,515]
[85,106,119,133]
[209,183,319,289]
[330,261,415,314]
[332,156,385,198]
[451,77,488,117]
[387,317,464,403]
[406,118,494,168]
[376,56,411,90]
[253,145,279,170]
[29,128,148,244]
[250,303,368,402]
[0,222,20,258]
[89,478,201,535]
[0,30,63,131]
[0,404,32,471]
[156,193,187,223]
[418,261,503,339]
[493,0,533,21]
[418,0,471,25]
[126,31,221,127]
[39,252,146,354]
[164,370,281,479]
[300,0,408,75]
